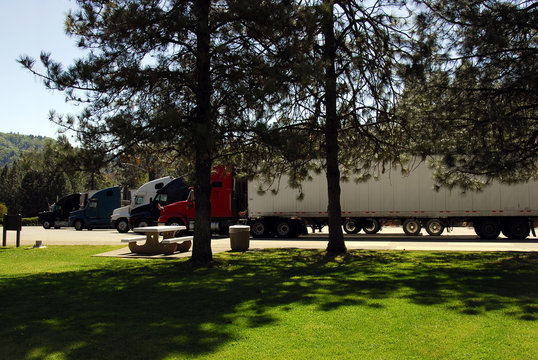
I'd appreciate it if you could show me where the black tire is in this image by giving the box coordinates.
[363,218,381,234]
[275,220,293,238]
[136,219,149,228]
[42,219,52,229]
[115,219,129,233]
[425,219,445,236]
[403,219,422,236]
[74,220,84,231]
[251,220,269,238]
[343,218,361,234]
[475,219,500,240]
[166,218,186,236]
[502,218,530,240]
[166,218,184,227]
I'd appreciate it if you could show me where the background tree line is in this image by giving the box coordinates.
[0,134,182,217]
[0,132,49,166]
[0,135,85,217]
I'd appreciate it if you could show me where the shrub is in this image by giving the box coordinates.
[22,217,39,226]
[0,202,7,217]
[0,203,7,225]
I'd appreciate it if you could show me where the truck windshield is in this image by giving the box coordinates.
[155,193,167,202]
[134,195,144,205]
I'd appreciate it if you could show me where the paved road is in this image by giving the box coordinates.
[2,226,538,252]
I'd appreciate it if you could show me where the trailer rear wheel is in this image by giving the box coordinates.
[425,219,444,236]
[343,218,361,234]
[251,220,269,238]
[502,218,530,240]
[275,220,294,238]
[403,219,422,236]
[363,218,381,234]
[475,219,500,240]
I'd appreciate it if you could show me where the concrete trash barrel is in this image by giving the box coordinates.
[229,225,250,252]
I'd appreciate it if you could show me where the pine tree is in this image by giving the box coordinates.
[264,0,413,252]
[20,0,298,265]
[399,0,538,187]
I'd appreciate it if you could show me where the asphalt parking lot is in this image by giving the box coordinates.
[2,226,538,253]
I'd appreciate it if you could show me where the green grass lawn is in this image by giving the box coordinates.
[0,246,536,360]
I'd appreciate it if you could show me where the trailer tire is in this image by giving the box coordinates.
[363,218,381,234]
[475,219,500,240]
[74,220,84,231]
[343,218,361,234]
[403,219,422,236]
[42,219,52,229]
[275,220,294,238]
[115,219,129,233]
[502,218,530,240]
[425,219,444,236]
[251,220,269,238]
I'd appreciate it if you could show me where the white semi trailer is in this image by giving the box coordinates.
[247,162,538,240]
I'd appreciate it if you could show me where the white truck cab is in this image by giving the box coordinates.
[110,176,174,232]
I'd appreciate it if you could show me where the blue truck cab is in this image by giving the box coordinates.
[69,186,122,230]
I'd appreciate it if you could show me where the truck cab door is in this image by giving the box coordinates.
[186,191,196,220]
[86,198,99,225]
[54,204,63,221]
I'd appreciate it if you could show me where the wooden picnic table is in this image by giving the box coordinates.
[125,225,189,255]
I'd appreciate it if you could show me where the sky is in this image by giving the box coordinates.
[0,0,83,140]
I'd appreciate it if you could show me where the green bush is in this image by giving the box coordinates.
[0,216,39,226]
[0,202,7,217]
[22,217,39,226]
[0,203,7,225]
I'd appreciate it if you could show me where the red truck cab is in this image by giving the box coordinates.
[158,165,247,233]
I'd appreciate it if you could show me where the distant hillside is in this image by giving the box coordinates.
[0,132,51,166]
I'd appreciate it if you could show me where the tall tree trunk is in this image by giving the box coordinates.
[192,0,213,265]
[148,167,156,181]
[323,1,346,253]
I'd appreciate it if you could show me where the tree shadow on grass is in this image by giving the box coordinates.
[0,249,536,359]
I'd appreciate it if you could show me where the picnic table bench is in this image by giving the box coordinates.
[161,236,193,252]
[121,236,146,243]
[121,225,191,255]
